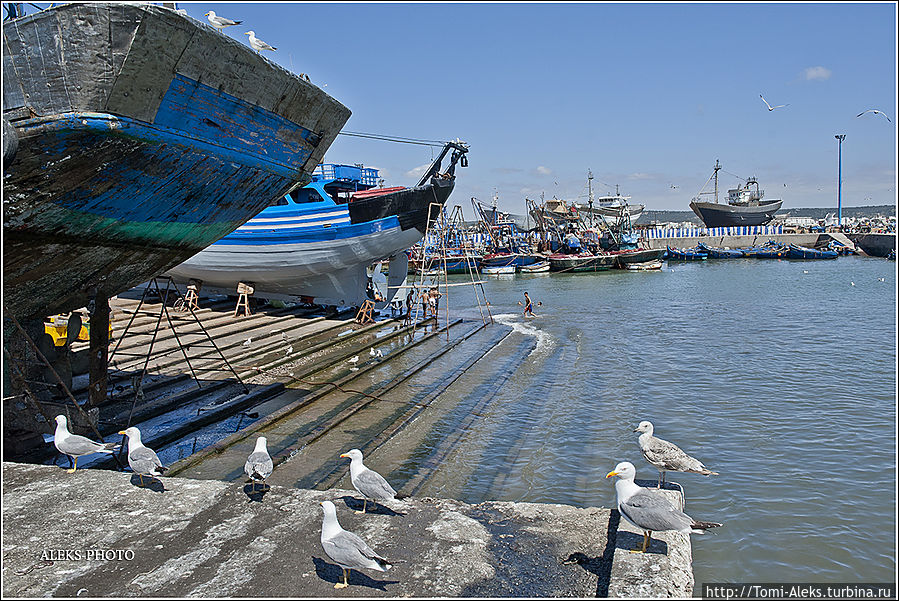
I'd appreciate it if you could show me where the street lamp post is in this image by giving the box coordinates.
[835,134,846,228]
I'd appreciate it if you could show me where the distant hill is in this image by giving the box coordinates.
[637,205,895,225]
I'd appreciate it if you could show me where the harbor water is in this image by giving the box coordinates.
[387,256,896,587]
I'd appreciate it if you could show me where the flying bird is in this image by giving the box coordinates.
[606,462,721,553]
[205,10,242,29]
[759,94,789,111]
[856,109,892,123]
[118,426,167,486]
[53,415,117,473]
[634,420,718,487]
[285,345,293,356]
[244,436,273,492]
[246,31,277,53]
[340,449,397,514]
[319,500,392,589]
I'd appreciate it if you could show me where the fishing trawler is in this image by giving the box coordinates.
[3,3,350,322]
[166,142,469,307]
[689,160,783,228]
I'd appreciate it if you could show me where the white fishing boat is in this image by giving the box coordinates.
[481,264,516,275]
[518,261,550,273]
[166,143,468,307]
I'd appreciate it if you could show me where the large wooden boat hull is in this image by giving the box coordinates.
[689,199,783,228]
[2,3,350,321]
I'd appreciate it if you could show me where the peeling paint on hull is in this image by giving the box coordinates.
[2,3,351,320]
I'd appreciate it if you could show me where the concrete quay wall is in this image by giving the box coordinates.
[1,462,693,597]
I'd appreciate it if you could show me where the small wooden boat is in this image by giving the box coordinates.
[697,242,745,258]
[625,260,663,271]
[518,261,550,273]
[481,264,516,275]
[743,241,788,259]
[786,244,838,260]
[665,246,708,261]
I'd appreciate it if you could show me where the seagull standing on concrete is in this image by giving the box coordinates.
[205,10,242,29]
[118,426,168,486]
[760,94,789,111]
[606,462,722,553]
[634,420,717,487]
[53,415,117,473]
[244,436,273,492]
[319,500,392,589]
[856,109,892,123]
[245,31,277,53]
[340,449,397,514]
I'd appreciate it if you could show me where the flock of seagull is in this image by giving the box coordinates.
[760,93,891,122]
[52,409,725,585]
[51,414,398,589]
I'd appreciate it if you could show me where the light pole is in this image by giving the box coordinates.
[835,134,846,228]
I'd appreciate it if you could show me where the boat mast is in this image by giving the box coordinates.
[587,170,594,229]
[713,159,721,204]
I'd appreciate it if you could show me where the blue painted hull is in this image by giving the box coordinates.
[786,245,838,260]
[3,3,350,320]
[665,247,709,261]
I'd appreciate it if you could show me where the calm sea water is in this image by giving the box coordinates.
[410,256,896,587]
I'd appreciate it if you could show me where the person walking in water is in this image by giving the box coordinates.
[519,291,541,317]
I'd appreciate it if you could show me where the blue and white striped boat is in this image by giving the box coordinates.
[166,143,468,307]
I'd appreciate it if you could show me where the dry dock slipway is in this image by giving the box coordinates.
[3,290,695,597]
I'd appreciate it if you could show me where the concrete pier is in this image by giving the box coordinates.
[1,463,694,597]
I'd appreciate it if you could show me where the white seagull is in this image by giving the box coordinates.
[118,426,167,486]
[369,347,376,358]
[245,31,277,53]
[606,462,722,553]
[856,109,892,123]
[760,94,789,111]
[242,338,252,348]
[244,436,273,492]
[340,449,397,514]
[53,415,117,473]
[319,500,392,589]
[285,345,293,356]
[205,11,242,29]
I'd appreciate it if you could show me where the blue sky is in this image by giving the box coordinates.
[185,3,894,213]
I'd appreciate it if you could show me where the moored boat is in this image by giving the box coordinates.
[696,242,745,258]
[518,261,550,273]
[613,248,667,268]
[665,246,709,261]
[625,260,663,271]
[548,253,617,272]
[743,241,788,259]
[3,2,351,321]
[847,232,897,258]
[786,244,838,260]
[481,264,517,275]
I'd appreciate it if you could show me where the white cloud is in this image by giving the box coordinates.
[536,165,552,175]
[627,172,655,181]
[404,164,430,179]
[802,66,832,81]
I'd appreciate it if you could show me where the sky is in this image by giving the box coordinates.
[172,3,894,214]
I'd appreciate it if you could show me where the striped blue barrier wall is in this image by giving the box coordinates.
[643,225,783,238]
